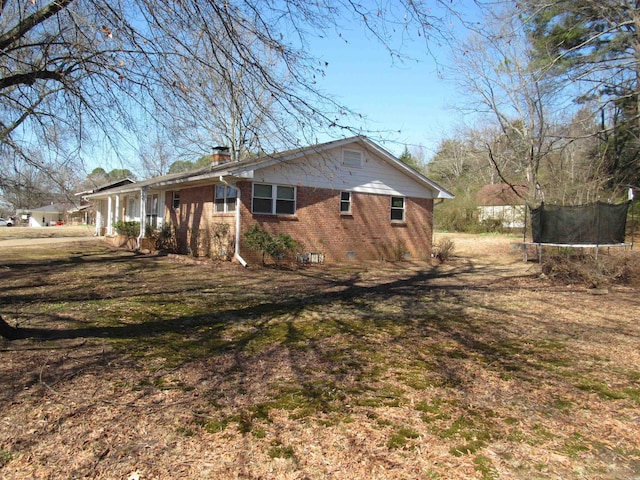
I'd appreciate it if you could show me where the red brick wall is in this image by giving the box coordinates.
[236,182,434,264]
[165,187,236,257]
[165,182,434,263]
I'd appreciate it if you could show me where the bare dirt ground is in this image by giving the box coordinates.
[0,233,638,479]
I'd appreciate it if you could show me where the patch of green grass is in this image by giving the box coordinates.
[530,423,556,444]
[268,443,295,459]
[439,414,497,456]
[474,454,498,479]
[0,449,12,467]
[415,399,451,423]
[137,376,193,391]
[376,418,393,428]
[226,411,254,434]
[387,427,420,449]
[248,380,348,422]
[354,386,405,408]
[534,462,549,472]
[576,380,626,400]
[551,397,574,411]
[195,417,228,434]
[562,432,590,457]
[622,387,640,403]
[122,329,231,367]
[176,426,196,437]
[450,440,486,457]
[400,364,441,390]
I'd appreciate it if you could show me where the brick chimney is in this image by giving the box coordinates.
[211,146,231,166]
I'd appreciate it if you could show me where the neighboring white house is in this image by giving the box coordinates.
[28,203,69,227]
[476,184,529,229]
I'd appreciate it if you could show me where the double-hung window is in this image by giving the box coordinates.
[340,191,352,214]
[252,183,296,215]
[146,193,159,228]
[172,191,180,210]
[214,185,237,213]
[391,196,405,222]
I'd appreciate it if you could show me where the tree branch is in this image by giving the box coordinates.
[0,69,67,89]
[0,0,74,52]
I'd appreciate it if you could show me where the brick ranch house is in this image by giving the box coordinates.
[85,136,453,265]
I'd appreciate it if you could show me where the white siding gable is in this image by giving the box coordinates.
[251,145,437,199]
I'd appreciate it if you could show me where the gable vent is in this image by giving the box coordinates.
[343,149,363,168]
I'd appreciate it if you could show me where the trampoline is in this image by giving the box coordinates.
[523,200,634,262]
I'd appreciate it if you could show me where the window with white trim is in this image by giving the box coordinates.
[342,149,363,168]
[146,193,159,228]
[172,191,180,210]
[126,196,139,219]
[340,191,352,214]
[214,185,237,213]
[252,183,296,215]
[391,196,405,221]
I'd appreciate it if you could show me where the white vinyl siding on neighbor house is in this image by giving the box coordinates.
[252,183,296,215]
[214,185,237,213]
[253,146,438,199]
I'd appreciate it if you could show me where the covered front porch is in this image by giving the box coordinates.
[92,187,166,246]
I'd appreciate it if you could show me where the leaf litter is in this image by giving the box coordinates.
[0,234,638,479]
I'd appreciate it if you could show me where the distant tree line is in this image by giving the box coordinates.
[423,1,639,232]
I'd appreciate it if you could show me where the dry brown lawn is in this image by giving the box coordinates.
[0,233,638,479]
[0,225,94,240]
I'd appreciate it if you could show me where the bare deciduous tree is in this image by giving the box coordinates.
[1,0,462,208]
[449,4,575,204]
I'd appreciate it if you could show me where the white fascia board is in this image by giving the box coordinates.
[85,185,142,199]
[235,170,254,179]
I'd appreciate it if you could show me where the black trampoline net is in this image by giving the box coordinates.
[530,201,630,244]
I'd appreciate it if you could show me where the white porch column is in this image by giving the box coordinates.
[95,202,102,236]
[138,188,147,249]
[106,196,113,235]
[115,194,121,224]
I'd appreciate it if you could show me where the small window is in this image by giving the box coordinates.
[340,191,352,214]
[252,183,296,215]
[391,196,405,221]
[343,149,363,168]
[172,191,180,210]
[214,185,237,213]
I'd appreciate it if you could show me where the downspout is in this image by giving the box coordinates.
[220,176,247,267]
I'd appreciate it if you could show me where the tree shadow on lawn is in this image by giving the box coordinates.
[5,251,639,478]
[2,259,466,339]
[0,255,552,384]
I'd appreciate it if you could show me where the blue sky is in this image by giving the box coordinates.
[307,7,475,160]
[95,5,475,175]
